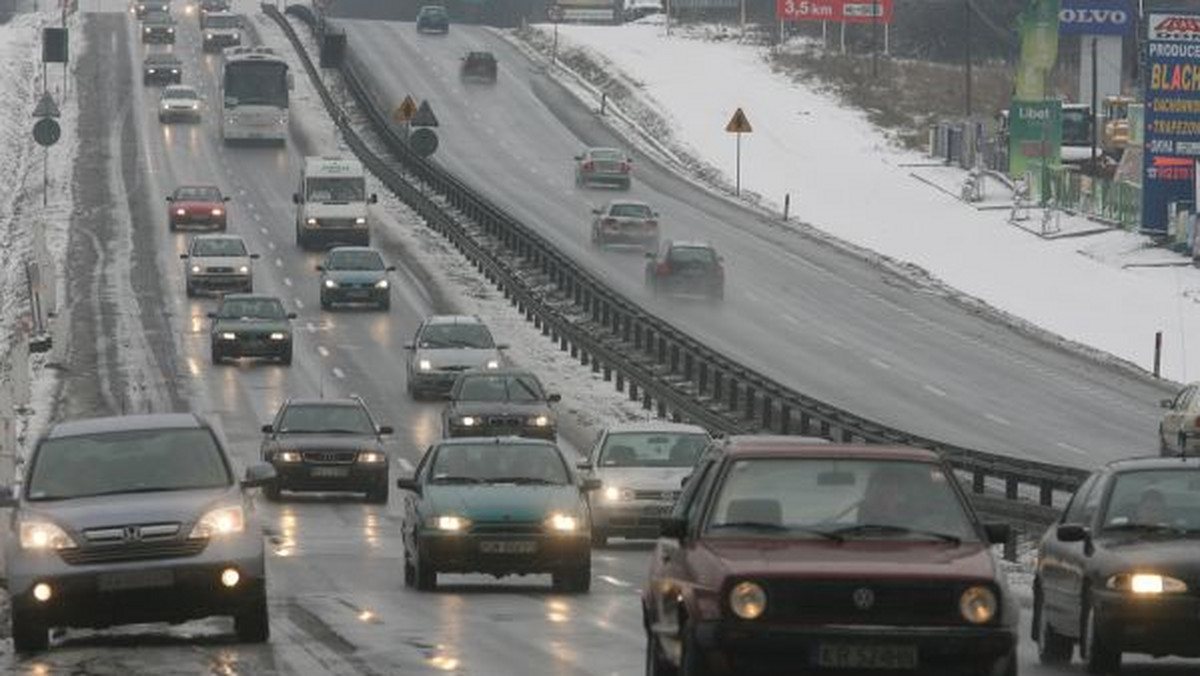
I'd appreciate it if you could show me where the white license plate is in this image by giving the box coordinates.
[98,568,175,592]
[479,540,537,554]
[311,467,351,478]
[818,644,918,670]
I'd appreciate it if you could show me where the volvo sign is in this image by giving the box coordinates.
[1058,0,1133,36]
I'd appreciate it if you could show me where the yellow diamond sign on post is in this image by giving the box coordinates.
[725,107,752,134]
[393,95,418,125]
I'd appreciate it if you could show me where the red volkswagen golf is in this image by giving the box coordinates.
[643,437,1018,676]
[167,185,229,231]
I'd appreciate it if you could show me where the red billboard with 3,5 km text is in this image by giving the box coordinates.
[1142,13,1200,233]
[777,0,893,24]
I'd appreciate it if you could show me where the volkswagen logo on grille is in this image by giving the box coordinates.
[851,587,875,610]
[122,526,142,543]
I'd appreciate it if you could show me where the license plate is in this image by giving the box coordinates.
[479,540,537,554]
[818,644,918,670]
[311,467,351,478]
[98,568,175,592]
[642,504,673,516]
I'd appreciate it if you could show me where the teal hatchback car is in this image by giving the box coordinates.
[397,438,599,593]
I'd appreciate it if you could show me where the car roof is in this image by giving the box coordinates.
[435,436,558,448]
[425,314,485,326]
[145,53,181,63]
[47,413,204,439]
[587,147,623,154]
[1105,455,1200,472]
[175,184,219,192]
[328,246,381,255]
[220,293,280,303]
[604,421,709,435]
[721,439,940,462]
[604,200,652,209]
[193,233,243,241]
[205,10,236,18]
[163,85,197,92]
[284,397,363,408]
[668,240,715,250]
[143,11,173,21]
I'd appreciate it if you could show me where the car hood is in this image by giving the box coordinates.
[700,539,998,581]
[426,485,579,521]
[306,203,367,217]
[145,62,181,71]
[22,486,236,533]
[174,200,219,211]
[416,348,501,369]
[327,269,385,284]
[1095,534,1200,574]
[214,317,290,332]
[190,255,249,268]
[268,434,381,452]
[162,98,200,108]
[449,401,551,416]
[595,466,690,491]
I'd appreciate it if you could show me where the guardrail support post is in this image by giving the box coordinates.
[634,324,644,349]
[579,348,588,365]
[684,353,694,381]
[698,362,709,395]
[799,412,810,434]
[728,378,739,412]
[973,472,985,494]
[629,381,639,401]
[1005,477,1018,501]
[840,428,853,443]
[713,370,723,402]
[657,400,667,418]
[1003,531,1017,562]
[643,391,653,411]
[744,386,755,421]
[602,364,611,380]
[819,419,831,438]
[1039,482,1053,506]
[761,396,772,429]
[560,335,569,352]
[615,372,624,391]
[780,405,791,434]
[657,337,667,365]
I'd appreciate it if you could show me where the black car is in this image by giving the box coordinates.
[461,51,497,83]
[133,0,169,19]
[416,4,449,33]
[645,239,725,301]
[207,294,295,365]
[442,370,560,440]
[1034,455,1200,673]
[143,53,183,86]
[259,397,393,503]
[141,11,176,44]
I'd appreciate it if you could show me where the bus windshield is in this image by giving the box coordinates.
[224,62,288,108]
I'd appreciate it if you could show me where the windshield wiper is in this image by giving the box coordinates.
[488,476,559,485]
[431,475,484,484]
[831,523,961,544]
[1104,522,1182,534]
[69,486,192,499]
[708,521,843,541]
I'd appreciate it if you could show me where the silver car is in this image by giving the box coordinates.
[0,413,276,653]
[590,200,659,249]
[1158,381,1200,455]
[405,315,508,398]
[580,422,710,545]
[158,84,201,123]
[181,234,259,296]
[574,147,633,190]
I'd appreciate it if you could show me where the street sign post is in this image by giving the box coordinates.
[725,107,753,196]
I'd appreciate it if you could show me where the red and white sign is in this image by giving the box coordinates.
[1149,13,1200,42]
[777,0,894,24]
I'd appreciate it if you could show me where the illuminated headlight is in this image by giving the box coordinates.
[306,218,318,226]
[485,359,500,369]
[355,217,366,225]
[206,32,213,39]
[148,68,157,74]
[220,332,237,340]
[171,69,179,74]
[176,208,186,216]
[160,102,170,109]
[212,208,223,216]
[374,279,389,289]
[458,416,477,427]
[277,451,301,463]
[191,264,202,274]
[431,515,469,532]
[357,451,387,464]
[729,581,767,620]
[269,332,287,341]
[418,359,432,371]
[19,521,77,550]
[529,415,551,427]
[1108,573,1189,595]
[545,513,578,532]
[959,586,998,624]
[238,265,250,274]
[191,103,199,110]
[167,28,175,33]
[188,505,245,539]
[144,27,151,32]
[277,114,287,125]
[603,486,634,502]
[324,279,337,289]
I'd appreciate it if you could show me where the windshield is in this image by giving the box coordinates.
[193,238,246,257]
[1101,469,1200,532]
[218,298,285,319]
[430,442,568,484]
[419,323,495,349]
[278,404,374,434]
[204,15,239,29]
[223,61,288,108]
[164,88,199,100]
[599,432,707,468]
[27,428,231,500]
[146,56,180,67]
[590,149,623,161]
[704,458,979,541]
[306,177,366,202]
[174,186,219,201]
[668,247,717,265]
[326,250,385,271]
[608,203,653,219]
[456,374,544,402]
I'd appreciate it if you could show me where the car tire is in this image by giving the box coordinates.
[263,482,281,501]
[280,347,293,366]
[1034,591,1073,665]
[211,346,223,365]
[415,552,437,591]
[1081,595,1120,674]
[678,623,710,676]
[234,586,270,643]
[379,298,391,312]
[591,529,607,548]
[552,561,591,594]
[366,480,389,504]
[645,629,678,676]
[11,605,49,654]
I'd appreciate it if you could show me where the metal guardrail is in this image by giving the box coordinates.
[265,5,1090,527]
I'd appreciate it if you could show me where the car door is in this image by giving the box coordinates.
[1038,473,1098,632]
[1164,386,1196,449]
[402,445,435,554]
[1046,473,1108,639]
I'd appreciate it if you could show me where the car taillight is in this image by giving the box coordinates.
[602,218,617,228]
[657,262,671,275]
[583,161,594,172]
[644,219,657,228]
[1193,416,1200,428]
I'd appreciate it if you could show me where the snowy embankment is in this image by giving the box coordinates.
[520,21,1200,385]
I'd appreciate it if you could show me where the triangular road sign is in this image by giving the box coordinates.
[725,107,752,134]
[412,100,439,128]
[32,90,60,118]
[393,94,418,124]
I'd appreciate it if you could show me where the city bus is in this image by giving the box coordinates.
[220,47,291,145]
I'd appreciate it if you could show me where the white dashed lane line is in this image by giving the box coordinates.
[304,321,318,334]
[294,298,305,310]
[397,458,415,473]
[332,368,345,380]
[781,313,801,326]
[283,278,292,287]
[923,384,947,397]
[1055,442,1087,455]
[260,227,269,235]
[598,575,632,588]
[984,413,1012,427]
[275,258,283,267]
[317,345,330,358]
[868,357,892,371]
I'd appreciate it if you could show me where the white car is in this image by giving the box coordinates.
[181,234,259,296]
[158,85,201,123]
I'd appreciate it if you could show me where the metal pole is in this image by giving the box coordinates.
[840,21,845,54]
[735,132,741,197]
[665,0,670,36]
[872,0,879,79]
[964,0,972,118]
[552,21,559,66]
[740,0,745,36]
[43,147,48,208]
[1091,37,1099,165]
[1155,331,1163,378]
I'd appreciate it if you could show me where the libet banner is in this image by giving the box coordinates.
[777,0,894,24]
[1008,100,1063,180]
[1058,0,1134,36]
[1142,12,1200,233]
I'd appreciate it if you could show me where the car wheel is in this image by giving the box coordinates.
[552,560,591,594]
[678,622,710,676]
[211,346,223,365]
[279,347,293,366]
[415,552,437,591]
[591,529,607,548]
[1034,590,1073,665]
[403,554,416,588]
[645,628,678,676]
[263,482,281,501]
[1081,595,1120,674]
[234,585,270,643]
[365,480,389,504]
[11,605,49,654]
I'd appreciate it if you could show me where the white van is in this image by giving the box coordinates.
[293,157,377,249]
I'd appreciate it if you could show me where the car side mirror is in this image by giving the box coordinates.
[547,393,562,403]
[286,312,297,319]
[576,461,592,472]
[378,425,394,435]
[180,253,189,259]
[591,209,601,215]
[644,252,655,259]
[369,193,378,204]
[224,196,231,202]
[242,462,277,488]
[403,342,415,350]
[574,155,583,161]
[496,343,510,350]
[250,253,261,259]
[292,193,300,204]
[0,485,16,508]
[386,265,397,272]
[1057,523,1090,543]
[659,516,687,539]
[680,474,691,488]
[165,196,174,202]
[1160,398,1175,409]
[396,477,421,494]
[287,72,295,90]
[581,477,602,492]
[206,312,217,319]
[261,423,274,434]
[983,522,1011,545]
[316,265,324,271]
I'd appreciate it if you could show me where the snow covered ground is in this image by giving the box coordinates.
[527,20,1200,385]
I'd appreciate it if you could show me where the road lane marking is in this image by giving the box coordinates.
[305,321,317,333]
[923,384,947,397]
[1055,442,1087,455]
[275,258,283,267]
[317,345,330,358]
[984,413,1012,426]
[868,357,892,370]
[397,458,415,472]
[598,575,632,588]
[284,278,292,287]
[332,367,345,379]
[744,290,760,303]
[268,241,276,251]
[781,313,801,326]
[294,298,305,310]
[260,227,269,235]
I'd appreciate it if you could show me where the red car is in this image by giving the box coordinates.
[643,437,1018,676]
[167,185,229,231]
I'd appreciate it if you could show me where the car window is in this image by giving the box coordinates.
[1175,386,1197,410]
[419,323,495,349]
[429,442,568,484]
[609,203,652,219]
[589,149,623,161]
[456,374,544,402]
[193,238,245,257]
[278,404,374,434]
[1101,469,1200,531]
[164,88,198,100]
[327,250,385,271]
[670,454,715,523]
[306,177,365,202]
[599,432,708,468]
[176,187,220,201]
[204,15,239,28]
[1077,474,1108,527]
[668,246,716,265]
[27,428,231,500]
[1061,473,1099,524]
[220,298,285,319]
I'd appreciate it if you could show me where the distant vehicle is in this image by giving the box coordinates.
[293,156,377,249]
[644,437,1018,676]
[142,53,182,86]
[579,421,709,546]
[396,437,598,592]
[590,200,659,250]
[460,51,497,83]
[197,0,230,19]
[405,315,507,399]
[574,147,633,190]
[259,396,394,503]
[220,47,291,145]
[207,294,296,365]
[1,413,275,653]
[1157,382,1200,456]
[644,239,725,301]
[132,0,169,20]
[158,84,202,123]
[415,5,449,33]
[1101,95,1134,158]
[181,234,258,296]
[1034,455,1200,673]
[442,369,560,440]
[623,0,662,21]
[166,184,229,230]
[201,11,241,52]
[140,11,176,44]
[317,246,395,310]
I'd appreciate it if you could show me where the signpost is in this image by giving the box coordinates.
[1142,12,1200,234]
[548,5,564,67]
[725,107,752,196]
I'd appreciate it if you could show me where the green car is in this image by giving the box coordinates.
[208,294,296,365]
[397,437,599,593]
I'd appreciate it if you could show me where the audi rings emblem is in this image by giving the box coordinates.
[851,587,875,610]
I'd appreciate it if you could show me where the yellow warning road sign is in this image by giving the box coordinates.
[393,95,418,124]
[725,107,752,134]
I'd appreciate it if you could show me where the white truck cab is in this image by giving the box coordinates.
[293,157,377,249]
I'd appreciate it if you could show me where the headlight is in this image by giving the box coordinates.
[603,486,634,502]
[188,505,245,539]
[19,521,77,550]
[1108,573,1189,595]
[148,68,156,73]
[191,103,199,110]
[306,218,317,225]
[220,332,237,340]
[355,217,367,225]
[277,451,301,463]
[529,415,551,427]
[959,586,998,624]
[324,279,337,288]
[357,451,386,464]
[206,32,213,39]
[269,332,287,341]
[191,265,202,273]
[144,27,151,32]
[418,359,432,371]
[458,416,477,427]
[374,279,389,289]
[176,208,186,215]
[160,102,170,109]
[171,69,179,74]
[212,208,223,216]
[545,513,578,532]
[485,359,500,369]
[729,581,767,620]
[238,265,250,274]
[432,515,469,532]
[168,28,175,33]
